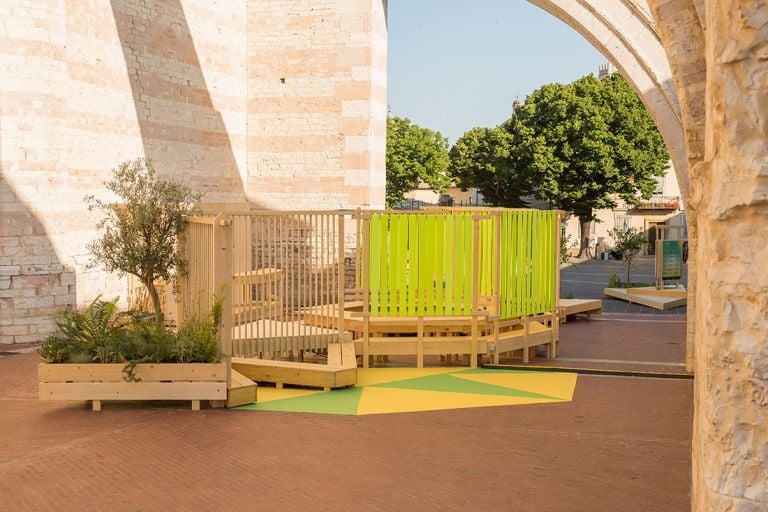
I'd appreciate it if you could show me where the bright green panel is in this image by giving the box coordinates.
[525,210,533,315]
[481,217,493,295]
[386,214,397,315]
[515,214,520,314]
[407,215,418,316]
[434,215,445,315]
[369,214,382,316]
[394,215,409,316]
[444,214,456,315]
[532,212,541,313]
[421,214,431,315]
[462,213,473,314]
[503,212,513,318]
[453,213,467,315]
[379,213,389,315]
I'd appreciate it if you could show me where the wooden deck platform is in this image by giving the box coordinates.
[604,287,687,310]
[232,342,357,391]
[232,319,353,355]
[559,298,603,321]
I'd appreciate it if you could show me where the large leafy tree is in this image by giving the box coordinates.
[386,115,451,208]
[449,126,530,207]
[510,73,669,256]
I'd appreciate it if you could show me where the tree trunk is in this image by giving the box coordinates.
[143,278,164,328]
[576,213,593,258]
[626,256,632,285]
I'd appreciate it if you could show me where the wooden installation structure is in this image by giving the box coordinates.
[166,207,563,378]
[357,208,562,367]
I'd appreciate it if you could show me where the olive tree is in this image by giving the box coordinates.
[86,158,202,327]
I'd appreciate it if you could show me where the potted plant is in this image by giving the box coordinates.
[37,159,226,410]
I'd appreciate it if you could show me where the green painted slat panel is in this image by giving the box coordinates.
[435,215,445,315]
[482,217,492,295]
[454,213,468,315]
[395,215,408,316]
[379,213,389,315]
[464,213,473,314]
[444,214,456,315]
[531,212,543,311]
[525,210,532,315]
[367,209,558,320]
[369,214,382,316]
[423,215,436,315]
[502,212,511,318]
[407,214,418,316]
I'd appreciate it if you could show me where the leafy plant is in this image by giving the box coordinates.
[37,297,128,364]
[85,158,202,327]
[560,233,576,264]
[608,225,648,284]
[38,297,222,379]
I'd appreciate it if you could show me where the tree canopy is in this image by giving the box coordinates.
[449,126,530,207]
[509,73,669,254]
[386,115,450,208]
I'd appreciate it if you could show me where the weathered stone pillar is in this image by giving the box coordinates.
[692,1,768,509]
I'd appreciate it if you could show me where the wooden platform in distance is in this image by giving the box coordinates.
[604,287,687,310]
[559,298,602,319]
[232,342,357,391]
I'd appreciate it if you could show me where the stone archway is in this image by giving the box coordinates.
[517,1,765,510]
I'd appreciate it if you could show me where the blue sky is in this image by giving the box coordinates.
[387,0,607,143]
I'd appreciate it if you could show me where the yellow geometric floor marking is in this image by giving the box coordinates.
[355,386,562,415]
[452,372,578,401]
[355,367,458,387]
[257,387,323,403]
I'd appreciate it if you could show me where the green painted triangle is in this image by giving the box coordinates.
[237,387,363,415]
[372,372,560,400]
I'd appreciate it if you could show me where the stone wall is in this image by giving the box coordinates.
[246,0,386,210]
[693,2,767,509]
[0,0,387,344]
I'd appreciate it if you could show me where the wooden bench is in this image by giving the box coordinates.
[559,298,602,322]
[231,342,357,391]
[483,314,557,364]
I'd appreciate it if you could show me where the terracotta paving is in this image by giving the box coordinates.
[0,314,692,512]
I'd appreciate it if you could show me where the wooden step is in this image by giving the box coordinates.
[226,369,257,408]
[232,342,357,391]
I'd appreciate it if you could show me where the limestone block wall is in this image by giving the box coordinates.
[691,3,768,509]
[246,0,387,210]
[0,0,387,344]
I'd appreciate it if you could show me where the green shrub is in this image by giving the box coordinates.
[38,297,222,375]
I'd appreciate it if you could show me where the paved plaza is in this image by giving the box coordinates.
[0,302,692,511]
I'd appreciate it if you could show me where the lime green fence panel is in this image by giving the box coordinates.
[368,210,557,318]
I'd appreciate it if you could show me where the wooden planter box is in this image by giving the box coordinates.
[38,363,227,411]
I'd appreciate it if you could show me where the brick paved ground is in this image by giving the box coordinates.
[0,310,692,511]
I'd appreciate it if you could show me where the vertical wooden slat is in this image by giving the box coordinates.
[362,213,371,368]
[338,214,345,343]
